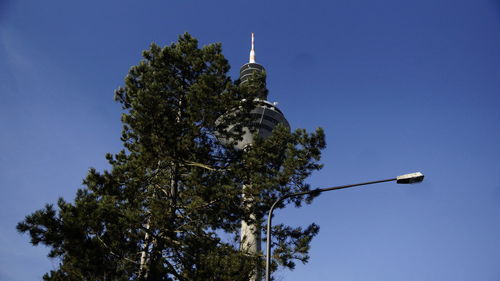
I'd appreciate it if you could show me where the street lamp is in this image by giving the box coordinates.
[264,172,425,281]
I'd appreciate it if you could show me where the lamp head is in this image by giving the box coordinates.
[396,172,424,184]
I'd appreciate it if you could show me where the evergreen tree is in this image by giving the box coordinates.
[17,33,326,281]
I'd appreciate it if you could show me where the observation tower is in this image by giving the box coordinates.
[222,33,290,281]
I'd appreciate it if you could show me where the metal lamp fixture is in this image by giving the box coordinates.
[265,172,425,281]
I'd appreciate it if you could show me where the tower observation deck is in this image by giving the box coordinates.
[229,33,290,150]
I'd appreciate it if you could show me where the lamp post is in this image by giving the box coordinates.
[264,172,425,281]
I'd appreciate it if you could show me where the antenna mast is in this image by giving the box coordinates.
[249,32,256,63]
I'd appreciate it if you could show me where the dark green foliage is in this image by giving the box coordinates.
[17,33,326,281]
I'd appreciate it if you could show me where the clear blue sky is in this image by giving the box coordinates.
[1,0,500,280]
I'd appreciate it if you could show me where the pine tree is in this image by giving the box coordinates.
[17,33,326,281]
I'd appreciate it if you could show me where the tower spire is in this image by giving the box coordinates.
[239,32,266,97]
[249,32,256,63]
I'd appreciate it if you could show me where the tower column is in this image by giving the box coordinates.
[240,185,262,281]
[216,33,290,281]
